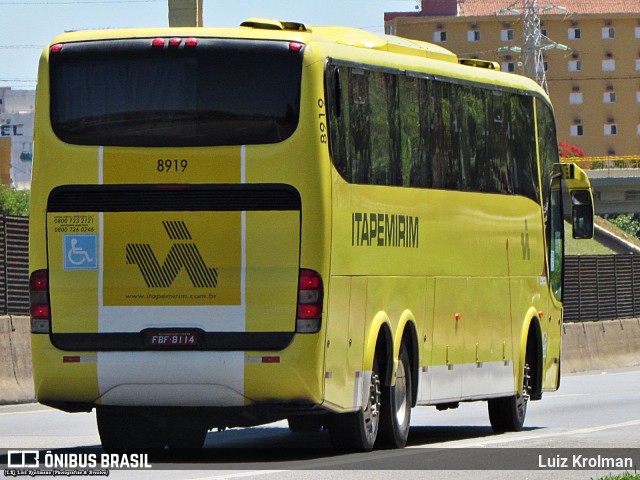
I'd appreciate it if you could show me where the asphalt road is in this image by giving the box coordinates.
[1,367,639,480]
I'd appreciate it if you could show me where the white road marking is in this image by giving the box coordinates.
[0,409,55,416]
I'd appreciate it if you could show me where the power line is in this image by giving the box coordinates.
[0,0,162,4]
[0,46,44,49]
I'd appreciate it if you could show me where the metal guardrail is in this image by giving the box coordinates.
[561,156,640,169]
[564,254,640,322]
[0,215,29,316]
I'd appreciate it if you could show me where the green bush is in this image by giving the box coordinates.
[0,186,30,217]
[606,214,640,239]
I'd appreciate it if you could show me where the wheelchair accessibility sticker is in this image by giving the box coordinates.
[63,235,98,270]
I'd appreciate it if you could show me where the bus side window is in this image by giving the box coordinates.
[332,67,342,118]
[327,66,351,181]
[549,176,564,300]
[536,98,559,206]
[398,75,420,188]
[349,69,371,184]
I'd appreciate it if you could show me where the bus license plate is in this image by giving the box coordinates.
[147,330,201,347]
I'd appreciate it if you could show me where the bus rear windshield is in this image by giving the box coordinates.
[49,38,303,147]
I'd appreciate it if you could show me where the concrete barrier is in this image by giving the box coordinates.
[0,315,639,404]
[0,315,34,404]
[562,318,640,373]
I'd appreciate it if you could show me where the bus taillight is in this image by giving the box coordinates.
[289,42,304,52]
[150,37,198,48]
[30,269,51,333]
[297,269,323,333]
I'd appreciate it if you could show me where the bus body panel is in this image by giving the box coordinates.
[543,298,563,391]
[330,163,549,405]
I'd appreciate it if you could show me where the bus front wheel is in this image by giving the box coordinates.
[488,359,531,433]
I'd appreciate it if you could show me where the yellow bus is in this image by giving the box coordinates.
[29,18,594,451]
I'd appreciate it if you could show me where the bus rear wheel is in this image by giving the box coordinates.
[164,413,209,449]
[96,407,167,452]
[328,356,381,451]
[377,344,412,448]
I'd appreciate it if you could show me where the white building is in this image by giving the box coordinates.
[0,88,35,189]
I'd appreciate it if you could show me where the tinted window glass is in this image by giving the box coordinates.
[50,39,303,147]
[326,62,540,203]
[536,98,559,204]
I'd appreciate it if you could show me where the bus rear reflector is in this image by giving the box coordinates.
[30,269,51,334]
[296,269,323,333]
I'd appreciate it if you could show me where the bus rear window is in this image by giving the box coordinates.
[49,39,303,147]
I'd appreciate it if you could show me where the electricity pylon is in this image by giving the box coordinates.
[522,0,549,91]
[498,0,569,92]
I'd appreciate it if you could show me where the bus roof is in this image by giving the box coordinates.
[46,18,548,101]
[51,19,456,63]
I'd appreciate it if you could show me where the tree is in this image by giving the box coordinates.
[0,186,30,217]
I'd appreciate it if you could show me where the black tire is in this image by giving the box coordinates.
[287,416,323,432]
[96,407,168,452]
[164,414,208,450]
[377,344,412,448]
[488,359,531,433]
[328,356,381,451]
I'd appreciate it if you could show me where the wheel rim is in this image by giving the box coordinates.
[364,371,381,441]
[517,362,532,420]
[394,358,408,426]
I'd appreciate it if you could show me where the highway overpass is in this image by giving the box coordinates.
[585,168,640,215]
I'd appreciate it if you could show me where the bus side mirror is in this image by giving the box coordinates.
[572,204,593,239]
[571,190,594,239]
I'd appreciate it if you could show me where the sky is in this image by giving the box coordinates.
[0,0,418,89]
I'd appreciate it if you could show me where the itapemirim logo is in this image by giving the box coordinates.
[126,221,218,288]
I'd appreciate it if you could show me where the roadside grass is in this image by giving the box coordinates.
[565,216,640,256]
[597,473,640,480]
[565,232,616,255]
[565,221,615,255]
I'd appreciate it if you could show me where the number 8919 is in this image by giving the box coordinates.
[157,159,188,173]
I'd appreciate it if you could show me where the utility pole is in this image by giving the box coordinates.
[168,0,203,27]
